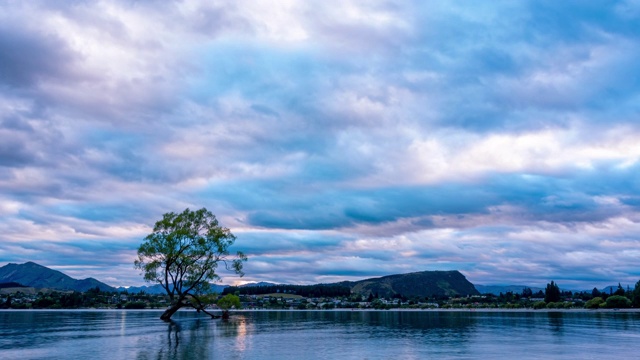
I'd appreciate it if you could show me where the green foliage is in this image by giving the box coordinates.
[585,297,604,309]
[135,208,246,299]
[1,289,155,309]
[134,208,247,312]
[59,292,84,308]
[370,299,386,309]
[322,302,335,309]
[32,296,56,309]
[613,283,625,296]
[544,281,561,303]
[134,208,247,320]
[605,295,631,309]
[124,301,147,309]
[533,301,547,309]
[10,302,29,309]
[546,302,560,309]
[217,294,241,311]
[632,280,640,307]
[223,284,350,298]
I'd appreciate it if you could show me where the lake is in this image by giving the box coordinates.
[1,309,639,359]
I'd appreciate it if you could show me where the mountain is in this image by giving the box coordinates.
[240,282,277,287]
[339,270,479,298]
[474,285,545,296]
[118,284,166,294]
[597,285,632,295]
[0,262,115,292]
[119,283,229,295]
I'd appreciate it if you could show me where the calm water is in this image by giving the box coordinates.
[1,310,639,359]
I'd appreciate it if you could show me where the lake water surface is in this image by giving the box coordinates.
[1,309,639,359]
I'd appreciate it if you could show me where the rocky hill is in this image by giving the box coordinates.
[0,262,115,292]
[338,270,479,298]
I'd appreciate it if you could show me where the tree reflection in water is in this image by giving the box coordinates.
[138,316,253,359]
[547,312,565,334]
[163,320,181,359]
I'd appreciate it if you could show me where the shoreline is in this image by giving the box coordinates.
[2,307,640,313]
[238,308,640,313]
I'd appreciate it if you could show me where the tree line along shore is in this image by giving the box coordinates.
[2,280,639,311]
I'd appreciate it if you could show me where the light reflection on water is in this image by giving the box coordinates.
[1,310,639,359]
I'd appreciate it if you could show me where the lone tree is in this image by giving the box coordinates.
[135,208,247,321]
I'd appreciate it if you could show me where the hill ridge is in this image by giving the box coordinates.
[2,262,479,298]
[226,270,480,298]
[339,270,479,298]
[0,262,115,292]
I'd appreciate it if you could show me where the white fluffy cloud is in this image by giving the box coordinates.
[0,0,639,288]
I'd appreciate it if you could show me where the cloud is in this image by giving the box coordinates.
[0,0,639,289]
[0,24,78,89]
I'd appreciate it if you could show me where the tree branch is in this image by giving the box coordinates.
[188,294,221,319]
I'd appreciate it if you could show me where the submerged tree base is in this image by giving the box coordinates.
[160,301,224,321]
[160,303,183,321]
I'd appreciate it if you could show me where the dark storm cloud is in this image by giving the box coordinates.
[0,136,36,167]
[0,24,77,88]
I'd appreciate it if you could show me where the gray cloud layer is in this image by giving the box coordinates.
[1,0,639,289]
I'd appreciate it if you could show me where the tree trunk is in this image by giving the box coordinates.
[160,302,184,321]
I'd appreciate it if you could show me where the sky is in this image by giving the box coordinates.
[1,0,640,290]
